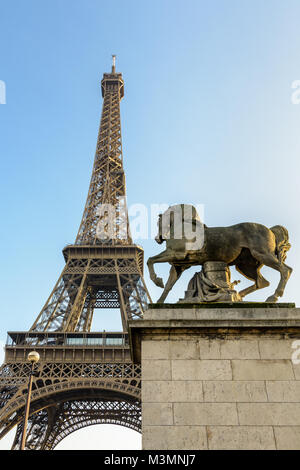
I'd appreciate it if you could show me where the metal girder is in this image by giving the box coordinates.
[29,248,150,332]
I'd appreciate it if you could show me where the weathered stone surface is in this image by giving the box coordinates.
[174,403,238,425]
[142,426,207,450]
[142,305,300,323]
[198,339,221,359]
[238,403,300,425]
[266,381,300,402]
[203,381,267,402]
[199,338,259,359]
[172,359,232,380]
[143,308,198,321]
[207,426,276,450]
[293,363,300,379]
[169,341,199,359]
[142,403,173,426]
[232,359,294,380]
[142,359,171,381]
[142,340,170,359]
[142,380,203,403]
[274,426,300,450]
[259,339,295,359]
[130,305,300,450]
[220,339,260,359]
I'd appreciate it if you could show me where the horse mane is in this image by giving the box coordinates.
[270,225,291,262]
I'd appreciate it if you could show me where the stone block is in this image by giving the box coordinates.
[142,425,207,450]
[259,339,295,359]
[238,403,300,425]
[232,359,294,380]
[142,359,171,381]
[274,426,300,450]
[293,363,300,379]
[207,426,276,450]
[142,340,170,359]
[266,381,300,402]
[172,359,232,380]
[142,403,173,426]
[198,339,221,359]
[203,380,267,402]
[143,308,197,320]
[174,403,238,425]
[169,340,199,359]
[199,338,260,359]
[142,380,203,403]
[220,339,260,359]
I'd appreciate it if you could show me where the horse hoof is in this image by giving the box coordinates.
[266,295,278,303]
[156,277,164,288]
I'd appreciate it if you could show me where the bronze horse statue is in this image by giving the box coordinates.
[147,204,292,303]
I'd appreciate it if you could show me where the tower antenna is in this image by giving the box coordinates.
[112,54,116,73]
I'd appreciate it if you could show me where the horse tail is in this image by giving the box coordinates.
[270,225,291,263]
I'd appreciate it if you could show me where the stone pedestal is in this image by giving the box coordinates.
[128,302,300,450]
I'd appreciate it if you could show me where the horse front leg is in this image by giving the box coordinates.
[157,265,187,303]
[147,250,173,288]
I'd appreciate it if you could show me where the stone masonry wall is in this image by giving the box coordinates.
[142,334,300,450]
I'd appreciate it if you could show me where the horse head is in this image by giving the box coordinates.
[155,204,204,246]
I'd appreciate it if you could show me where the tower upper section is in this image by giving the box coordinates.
[101,56,124,99]
[75,57,131,245]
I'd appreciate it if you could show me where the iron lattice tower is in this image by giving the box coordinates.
[0,58,150,449]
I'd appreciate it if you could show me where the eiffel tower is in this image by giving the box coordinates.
[0,57,151,450]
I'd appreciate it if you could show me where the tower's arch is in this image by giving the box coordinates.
[7,387,141,450]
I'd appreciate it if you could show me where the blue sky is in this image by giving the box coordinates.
[1,0,300,449]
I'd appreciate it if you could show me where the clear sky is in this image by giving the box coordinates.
[1,0,300,450]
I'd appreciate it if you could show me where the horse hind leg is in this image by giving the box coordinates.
[236,262,270,299]
[249,249,292,302]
